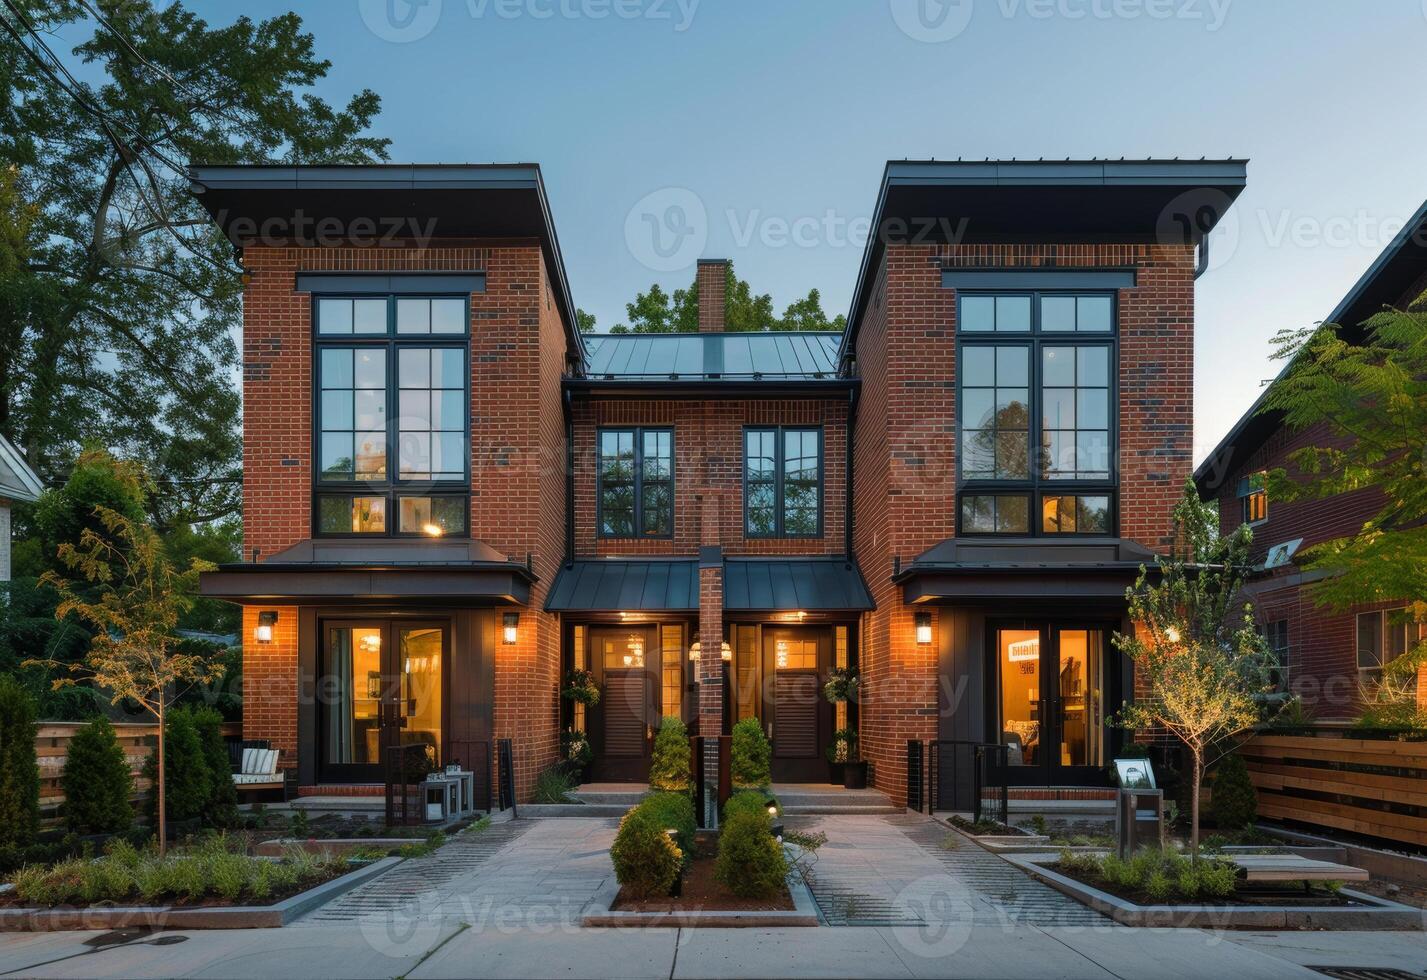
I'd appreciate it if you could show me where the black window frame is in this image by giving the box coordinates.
[1239,471,1268,526]
[312,292,472,538]
[955,289,1119,538]
[1263,618,1290,692]
[742,425,824,540]
[595,426,675,540]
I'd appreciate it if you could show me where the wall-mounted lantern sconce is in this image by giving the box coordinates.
[688,641,733,662]
[915,612,932,645]
[255,611,278,644]
[502,612,519,645]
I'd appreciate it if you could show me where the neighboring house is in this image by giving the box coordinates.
[191,159,1245,805]
[1196,201,1427,721]
[0,433,44,585]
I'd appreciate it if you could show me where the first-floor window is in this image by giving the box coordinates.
[744,427,822,538]
[598,428,674,537]
[1356,608,1424,680]
[1264,619,1290,692]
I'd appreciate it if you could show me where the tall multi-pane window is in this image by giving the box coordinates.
[660,624,684,721]
[744,427,822,538]
[958,291,1115,536]
[314,294,469,536]
[597,428,674,537]
[1239,472,1268,525]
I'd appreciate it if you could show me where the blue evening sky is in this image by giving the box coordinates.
[186,0,1426,463]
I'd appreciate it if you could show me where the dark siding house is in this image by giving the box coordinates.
[193,158,1248,807]
[1195,201,1427,722]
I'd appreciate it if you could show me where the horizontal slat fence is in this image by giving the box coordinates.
[36,720,240,825]
[1241,731,1427,847]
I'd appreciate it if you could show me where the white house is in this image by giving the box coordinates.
[0,434,43,584]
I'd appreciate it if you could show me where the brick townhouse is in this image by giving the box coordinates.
[192,158,1245,808]
[1195,200,1427,722]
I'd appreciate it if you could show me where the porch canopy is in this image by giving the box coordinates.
[896,537,1156,604]
[544,558,698,612]
[199,538,534,606]
[723,557,874,612]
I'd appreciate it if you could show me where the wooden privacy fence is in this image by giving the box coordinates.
[36,720,240,824]
[1241,731,1427,847]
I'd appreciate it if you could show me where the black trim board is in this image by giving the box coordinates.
[942,269,1135,290]
[297,273,486,294]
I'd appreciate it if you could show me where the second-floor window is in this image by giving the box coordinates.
[745,427,822,538]
[1356,608,1424,681]
[314,294,469,536]
[957,291,1115,536]
[598,428,674,537]
[1239,471,1268,525]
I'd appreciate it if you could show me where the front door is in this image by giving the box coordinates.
[589,625,659,782]
[319,620,446,783]
[993,622,1109,785]
[762,626,834,783]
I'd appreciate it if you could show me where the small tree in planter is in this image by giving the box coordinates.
[822,668,859,705]
[61,715,134,836]
[562,669,600,708]
[649,716,692,793]
[0,676,40,854]
[826,728,857,784]
[34,505,221,854]
[730,717,771,789]
[1115,481,1279,856]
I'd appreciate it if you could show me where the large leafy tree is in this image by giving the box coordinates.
[0,0,388,529]
[585,263,846,333]
[1115,481,1277,855]
[1263,305,1427,722]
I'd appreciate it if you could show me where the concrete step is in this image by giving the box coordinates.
[520,803,631,818]
[783,804,902,816]
[569,790,648,806]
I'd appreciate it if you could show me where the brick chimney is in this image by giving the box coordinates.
[696,259,728,332]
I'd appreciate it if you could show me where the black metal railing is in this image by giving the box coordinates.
[383,743,430,827]
[497,739,515,814]
[930,740,1010,825]
[906,740,925,813]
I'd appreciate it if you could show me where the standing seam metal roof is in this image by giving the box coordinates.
[583,332,843,381]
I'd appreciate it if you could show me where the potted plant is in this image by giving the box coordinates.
[822,668,859,704]
[826,728,856,784]
[561,668,600,707]
[561,727,593,783]
[841,730,868,789]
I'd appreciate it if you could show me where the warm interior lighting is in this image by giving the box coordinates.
[502,612,519,645]
[688,641,733,662]
[254,610,278,644]
[1007,636,1039,662]
[422,523,444,537]
[775,639,790,668]
[1164,626,1182,644]
[915,612,933,645]
[358,631,382,654]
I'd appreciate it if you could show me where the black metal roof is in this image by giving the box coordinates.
[186,163,583,360]
[544,559,698,612]
[583,332,842,381]
[895,536,1155,604]
[722,557,873,612]
[841,159,1249,367]
[1195,197,1427,496]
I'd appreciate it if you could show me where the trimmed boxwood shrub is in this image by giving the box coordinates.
[640,791,696,857]
[714,809,787,898]
[730,717,771,789]
[1210,751,1257,831]
[648,716,691,793]
[723,789,776,825]
[191,707,238,829]
[610,804,683,899]
[61,716,134,836]
[0,675,40,851]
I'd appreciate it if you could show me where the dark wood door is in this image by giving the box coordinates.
[762,626,833,783]
[589,625,659,781]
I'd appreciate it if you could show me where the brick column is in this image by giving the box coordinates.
[696,483,725,826]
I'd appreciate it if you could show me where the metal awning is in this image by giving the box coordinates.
[544,559,698,612]
[199,538,534,606]
[896,537,1156,604]
[723,557,874,612]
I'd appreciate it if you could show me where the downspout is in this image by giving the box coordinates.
[844,381,858,560]
[1193,234,1210,279]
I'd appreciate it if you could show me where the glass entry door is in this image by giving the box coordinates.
[993,623,1108,785]
[320,620,445,783]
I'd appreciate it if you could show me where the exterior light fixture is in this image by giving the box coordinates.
[1165,625,1181,644]
[503,612,519,645]
[915,612,933,645]
[688,641,734,662]
[254,610,278,644]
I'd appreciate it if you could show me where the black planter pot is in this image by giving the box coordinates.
[843,761,868,790]
[827,761,845,785]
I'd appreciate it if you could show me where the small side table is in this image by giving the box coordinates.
[422,776,459,824]
[441,770,475,815]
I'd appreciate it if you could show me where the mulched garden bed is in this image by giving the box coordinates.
[611,852,792,913]
[1047,862,1362,908]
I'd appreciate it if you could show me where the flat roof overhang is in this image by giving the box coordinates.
[186,163,583,360]
[842,159,1249,365]
[564,377,858,400]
